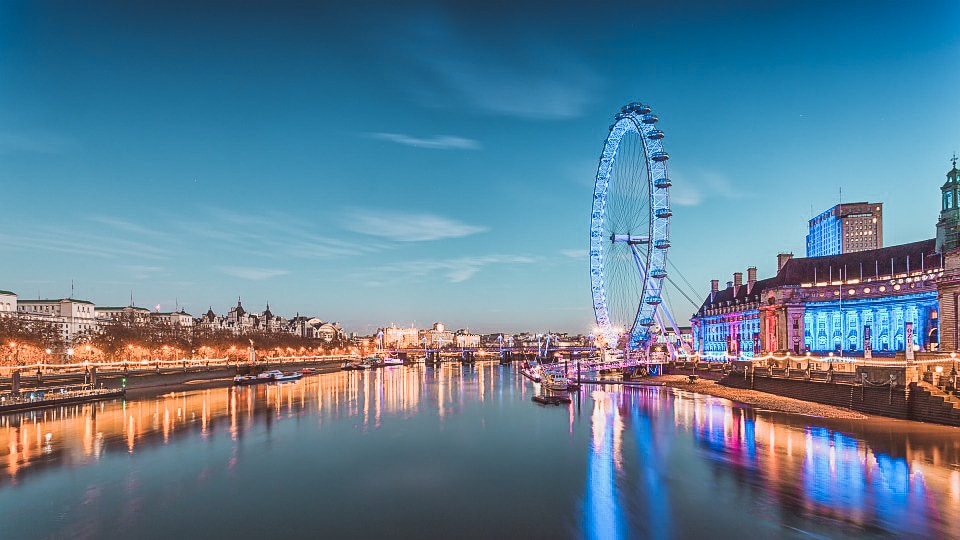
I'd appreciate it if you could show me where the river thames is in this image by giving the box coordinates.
[2,362,959,539]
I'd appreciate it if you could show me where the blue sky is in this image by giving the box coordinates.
[1,1,958,334]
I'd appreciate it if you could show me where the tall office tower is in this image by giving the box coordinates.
[806,202,883,257]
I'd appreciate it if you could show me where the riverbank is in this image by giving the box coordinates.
[0,361,346,410]
[111,362,345,399]
[649,374,869,419]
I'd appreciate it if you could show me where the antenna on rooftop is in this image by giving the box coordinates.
[952,152,958,169]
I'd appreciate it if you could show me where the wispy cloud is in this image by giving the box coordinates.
[374,255,536,283]
[560,249,587,259]
[370,132,480,150]
[89,216,172,240]
[217,267,291,280]
[343,209,488,242]
[670,168,751,207]
[120,265,166,280]
[391,14,601,120]
[182,207,375,259]
[0,130,79,154]
[0,228,169,260]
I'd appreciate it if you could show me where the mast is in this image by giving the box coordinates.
[838,186,843,360]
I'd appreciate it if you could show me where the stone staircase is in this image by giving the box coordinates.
[909,382,960,426]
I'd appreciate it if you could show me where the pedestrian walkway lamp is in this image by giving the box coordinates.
[951,352,958,390]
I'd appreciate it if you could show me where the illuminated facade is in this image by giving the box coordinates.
[420,322,454,348]
[692,240,941,358]
[694,164,960,358]
[382,325,420,348]
[806,202,883,257]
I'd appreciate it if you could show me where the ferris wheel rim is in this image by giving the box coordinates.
[589,102,671,348]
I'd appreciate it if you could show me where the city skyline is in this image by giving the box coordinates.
[2,1,958,334]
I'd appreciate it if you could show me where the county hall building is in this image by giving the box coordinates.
[692,161,960,359]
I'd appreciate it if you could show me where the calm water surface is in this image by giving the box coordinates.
[2,363,959,539]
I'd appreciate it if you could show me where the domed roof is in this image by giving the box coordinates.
[942,156,959,189]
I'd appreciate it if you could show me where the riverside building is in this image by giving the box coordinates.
[693,161,960,358]
[16,297,98,343]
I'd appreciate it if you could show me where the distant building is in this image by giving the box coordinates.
[382,325,420,349]
[17,298,98,343]
[421,322,454,348]
[151,310,194,327]
[96,305,152,326]
[806,202,883,257]
[0,290,16,314]
[453,329,480,348]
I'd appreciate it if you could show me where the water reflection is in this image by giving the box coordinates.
[0,363,498,486]
[580,386,960,537]
[1,364,958,539]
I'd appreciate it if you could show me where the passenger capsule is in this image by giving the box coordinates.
[654,239,671,249]
[641,114,658,124]
[651,151,669,162]
[645,296,662,305]
[647,129,665,140]
[655,208,673,218]
[650,269,667,279]
[639,318,655,327]
[654,178,672,188]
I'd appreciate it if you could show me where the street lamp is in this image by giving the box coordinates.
[951,352,959,391]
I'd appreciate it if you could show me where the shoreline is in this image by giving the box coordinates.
[648,374,869,420]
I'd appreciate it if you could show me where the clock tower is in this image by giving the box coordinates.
[935,155,960,253]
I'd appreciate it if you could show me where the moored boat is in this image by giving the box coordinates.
[234,370,302,385]
[520,361,542,383]
[272,370,303,382]
[382,356,404,366]
[340,361,369,371]
[541,370,570,392]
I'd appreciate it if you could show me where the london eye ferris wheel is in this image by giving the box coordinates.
[589,101,672,351]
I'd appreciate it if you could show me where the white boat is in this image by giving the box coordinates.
[520,362,542,383]
[541,370,570,391]
[272,371,303,382]
[382,356,404,366]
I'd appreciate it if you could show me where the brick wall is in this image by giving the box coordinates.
[664,363,726,381]
[719,373,960,426]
